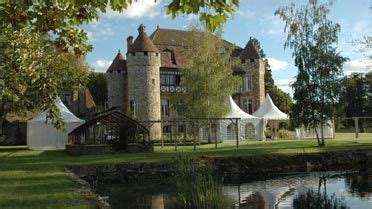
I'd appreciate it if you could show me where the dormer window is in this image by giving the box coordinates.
[164,48,177,65]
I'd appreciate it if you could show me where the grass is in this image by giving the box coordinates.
[0,133,371,208]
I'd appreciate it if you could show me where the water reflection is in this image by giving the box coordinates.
[344,173,372,198]
[98,172,372,209]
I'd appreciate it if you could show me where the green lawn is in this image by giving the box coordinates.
[0,133,371,208]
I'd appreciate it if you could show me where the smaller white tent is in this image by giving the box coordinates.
[219,96,262,141]
[295,120,335,139]
[27,98,85,150]
[253,94,289,140]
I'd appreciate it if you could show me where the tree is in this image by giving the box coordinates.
[276,1,348,146]
[0,28,88,129]
[267,87,293,114]
[87,72,108,108]
[366,72,372,116]
[172,29,240,119]
[0,1,239,128]
[250,37,292,114]
[337,73,370,131]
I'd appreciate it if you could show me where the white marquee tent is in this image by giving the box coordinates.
[219,96,262,141]
[253,94,289,140]
[27,98,85,150]
[295,120,335,139]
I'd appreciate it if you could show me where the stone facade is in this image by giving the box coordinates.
[106,25,266,140]
[107,69,127,113]
[127,52,162,139]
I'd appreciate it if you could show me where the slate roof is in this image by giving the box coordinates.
[106,51,126,73]
[109,26,261,72]
[239,39,261,60]
[128,24,159,53]
[149,27,242,69]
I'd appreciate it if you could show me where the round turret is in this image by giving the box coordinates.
[127,24,162,139]
[106,51,127,113]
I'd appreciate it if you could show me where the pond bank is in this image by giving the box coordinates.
[71,149,372,185]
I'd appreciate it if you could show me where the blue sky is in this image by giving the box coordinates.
[81,0,372,94]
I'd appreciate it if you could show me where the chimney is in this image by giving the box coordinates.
[126,36,133,52]
[138,24,145,34]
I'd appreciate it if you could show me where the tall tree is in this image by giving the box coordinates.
[250,37,292,114]
[0,1,239,128]
[366,72,372,116]
[172,29,240,119]
[276,0,348,146]
[87,72,108,108]
[250,38,274,90]
[0,28,88,129]
[344,73,367,131]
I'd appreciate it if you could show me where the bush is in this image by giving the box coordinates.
[173,154,232,208]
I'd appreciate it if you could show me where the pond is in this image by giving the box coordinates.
[97,171,372,209]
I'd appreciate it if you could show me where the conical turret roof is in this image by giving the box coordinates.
[128,24,159,53]
[253,94,288,120]
[225,96,258,119]
[107,51,126,73]
[239,38,261,60]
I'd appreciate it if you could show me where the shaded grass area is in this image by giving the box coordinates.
[0,133,371,208]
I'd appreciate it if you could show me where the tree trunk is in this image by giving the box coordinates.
[314,128,323,147]
[320,121,325,146]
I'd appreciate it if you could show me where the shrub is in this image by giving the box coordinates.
[173,154,232,208]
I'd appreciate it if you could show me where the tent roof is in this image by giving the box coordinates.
[28,98,84,123]
[253,94,288,120]
[225,96,258,119]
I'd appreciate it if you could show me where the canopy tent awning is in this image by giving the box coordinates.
[253,94,289,121]
[253,94,289,140]
[217,96,263,141]
[225,96,259,120]
[27,98,85,150]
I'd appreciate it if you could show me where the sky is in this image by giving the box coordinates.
[81,0,372,94]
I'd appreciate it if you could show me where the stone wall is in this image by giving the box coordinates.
[107,70,127,113]
[127,52,162,139]
[71,149,371,184]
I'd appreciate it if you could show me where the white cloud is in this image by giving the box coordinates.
[275,79,293,88]
[236,10,255,18]
[260,14,285,38]
[103,0,161,19]
[343,60,371,74]
[274,79,294,95]
[85,20,114,41]
[91,60,113,72]
[267,58,288,70]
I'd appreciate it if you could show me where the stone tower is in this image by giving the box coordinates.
[127,24,162,139]
[106,51,128,113]
[239,38,265,109]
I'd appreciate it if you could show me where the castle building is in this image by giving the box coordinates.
[107,24,265,139]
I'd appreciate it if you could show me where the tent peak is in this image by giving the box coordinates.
[253,94,288,120]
